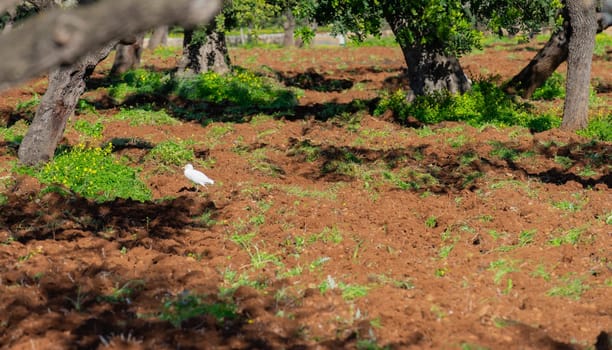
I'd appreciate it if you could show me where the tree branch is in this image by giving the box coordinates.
[0,0,22,14]
[0,0,222,90]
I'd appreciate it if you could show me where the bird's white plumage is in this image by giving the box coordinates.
[184,164,214,188]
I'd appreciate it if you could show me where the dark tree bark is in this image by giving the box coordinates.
[383,13,471,100]
[110,34,144,76]
[177,24,231,76]
[147,25,168,49]
[282,8,296,47]
[0,0,222,90]
[503,24,569,98]
[399,47,472,101]
[562,0,598,130]
[505,2,610,99]
[18,42,115,166]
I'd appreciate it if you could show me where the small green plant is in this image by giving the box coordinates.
[425,216,438,228]
[548,227,585,246]
[198,209,217,226]
[108,69,172,102]
[309,225,343,244]
[158,291,238,329]
[153,45,180,59]
[532,72,565,100]
[340,283,369,301]
[98,280,145,304]
[448,134,468,148]
[547,274,589,300]
[489,141,519,161]
[488,259,519,285]
[577,166,598,177]
[72,119,104,138]
[37,143,151,202]
[577,113,612,142]
[0,120,29,144]
[248,148,284,177]
[65,286,87,312]
[15,94,40,117]
[287,139,321,162]
[230,232,257,249]
[554,155,573,169]
[518,229,536,246]
[593,32,612,58]
[531,264,551,281]
[248,247,281,269]
[145,140,195,168]
[113,107,179,126]
[551,194,587,212]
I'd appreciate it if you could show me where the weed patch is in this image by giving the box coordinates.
[36,143,151,202]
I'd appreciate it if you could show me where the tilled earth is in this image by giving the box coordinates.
[0,38,611,349]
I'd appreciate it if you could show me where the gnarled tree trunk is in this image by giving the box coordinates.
[384,13,471,101]
[147,25,168,49]
[177,24,230,76]
[18,42,115,166]
[400,47,472,101]
[562,0,598,130]
[503,24,569,98]
[110,34,144,76]
[505,1,610,98]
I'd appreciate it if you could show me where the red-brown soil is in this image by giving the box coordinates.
[0,38,611,350]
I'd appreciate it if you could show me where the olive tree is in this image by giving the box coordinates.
[0,0,222,165]
[178,0,279,76]
[299,0,558,101]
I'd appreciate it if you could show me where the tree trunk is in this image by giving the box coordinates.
[110,34,144,76]
[0,0,222,91]
[17,42,115,166]
[562,0,598,130]
[282,8,296,47]
[503,25,569,98]
[147,25,168,49]
[400,46,471,101]
[177,25,231,77]
[384,14,471,100]
[505,2,609,99]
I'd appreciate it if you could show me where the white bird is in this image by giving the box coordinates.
[184,164,214,191]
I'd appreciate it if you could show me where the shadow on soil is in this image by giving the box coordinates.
[287,137,611,193]
[0,191,428,349]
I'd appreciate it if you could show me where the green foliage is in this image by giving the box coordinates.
[14,94,40,117]
[594,32,612,58]
[547,274,589,300]
[152,45,181,59]
[98,280,145,304]
[159,291,238,329]
[548,227,585,246]
[175,69,297,111]
[287,139,321,162]
[425,216,438,228]
[375,79,561,131]
[468,0,562,36]
[347,35,398,48]
[37,143,151,202]
[72,119,104,138]
[145,140,195,167]
[108,69,172,102]
[0,120,29,144]
[113,107,179,126]
[577,114,612,141]
[532,72,565,100]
